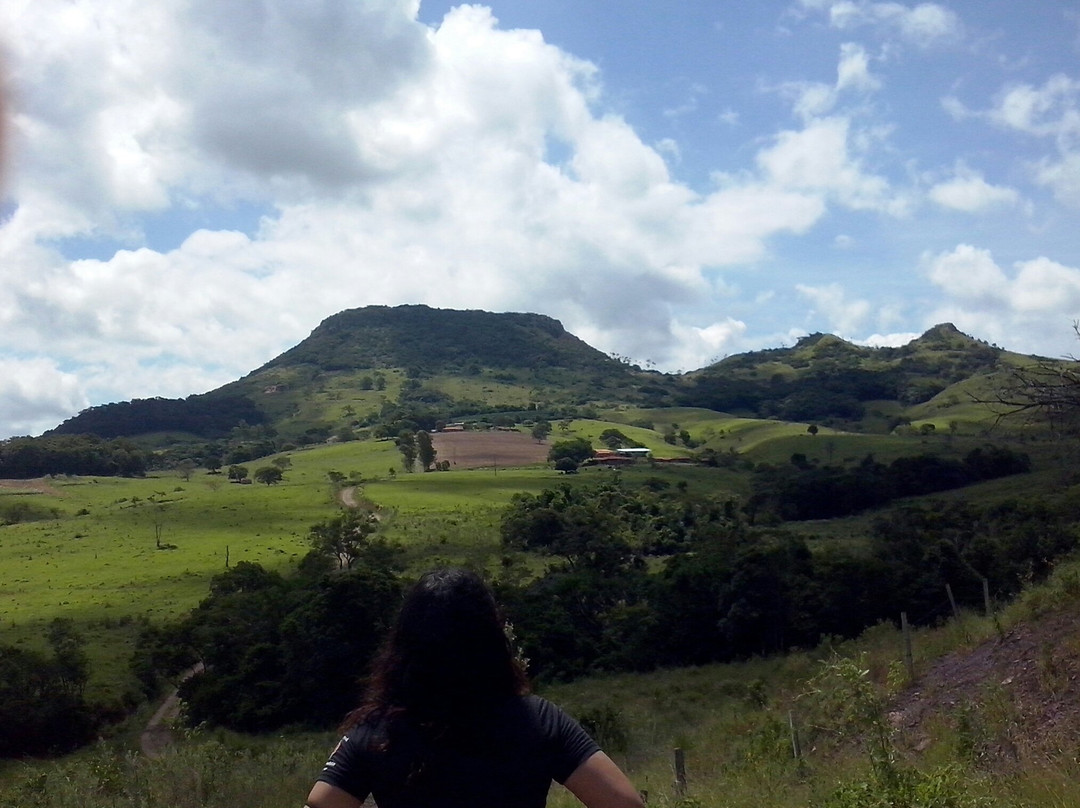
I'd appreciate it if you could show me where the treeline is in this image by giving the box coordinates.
[747,445,1031,522]
[495,480,1074,678]
[48,394,266,440]
[119,476,1078,742]
[0,435,147,478]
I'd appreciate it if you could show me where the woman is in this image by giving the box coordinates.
[305,568,643,808]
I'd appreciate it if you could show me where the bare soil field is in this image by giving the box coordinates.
[0,478,62,496]
[432,430,549,469]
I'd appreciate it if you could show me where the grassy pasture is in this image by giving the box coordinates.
[1,414,1059,703]
[552,418,693,457]
[0,439,408,697]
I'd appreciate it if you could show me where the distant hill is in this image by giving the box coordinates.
[675,322,1014,426]
[44,308,1053,443]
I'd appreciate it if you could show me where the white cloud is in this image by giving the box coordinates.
[782,43,880,122]
[1012,256,1080,312]
[858,330,920,348]
[1034,151,1080,206]
[668,317,749,371]
[756,117,903,213]
[988,74,1080,138]
[928,168,1019,212]
[923,245,1080,354]
[925,244,1009,303]
[796,282,871,333]
[0,359,88,437]
[958,74,1080,207]
[816,1,963,47]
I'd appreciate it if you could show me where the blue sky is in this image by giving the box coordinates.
[1,0,1079,437]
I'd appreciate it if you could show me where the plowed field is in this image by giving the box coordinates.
[431,430,548,469]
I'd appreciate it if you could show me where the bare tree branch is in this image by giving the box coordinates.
[976,322,1080,433]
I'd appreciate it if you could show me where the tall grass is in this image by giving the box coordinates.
[5,554,1080,808]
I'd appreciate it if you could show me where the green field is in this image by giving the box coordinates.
[0,415,1065,702]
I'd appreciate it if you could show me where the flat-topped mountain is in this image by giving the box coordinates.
[256,305,626,375]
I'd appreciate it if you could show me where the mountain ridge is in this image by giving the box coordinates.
[45,305,1048,442]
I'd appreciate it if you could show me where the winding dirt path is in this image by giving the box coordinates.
[139,663,203,759]
[338,485,359,508]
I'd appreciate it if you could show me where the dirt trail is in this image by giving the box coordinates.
[140,663,203,759]
[339,485,359,508]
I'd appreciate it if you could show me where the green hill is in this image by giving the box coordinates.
[44,308,1067,447]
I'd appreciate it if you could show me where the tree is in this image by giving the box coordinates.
[396,430,417,472]
[531,420,552,443]
[807,424,819,436]
[254,466,284,485]
[0,619,95,757]
[598,428,637,449]
[416,430,437,471]
[271,455,292,470]
[176,458,197,481]
[983,324,1080,434]
[309,510,380,569]
[204,451,223,474]
[547,437,593,466]
[555,457,579,474]
[227,464,249,483]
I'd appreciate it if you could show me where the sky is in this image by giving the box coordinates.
[1,0,1080,438]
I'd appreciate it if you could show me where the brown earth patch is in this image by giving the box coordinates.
[432,430,549,470]
[0,478,63,496]
[889,606,1080,763]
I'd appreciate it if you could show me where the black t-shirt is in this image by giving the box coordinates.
[317,695,600,808]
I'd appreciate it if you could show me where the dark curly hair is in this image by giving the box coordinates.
[343,568,529,734]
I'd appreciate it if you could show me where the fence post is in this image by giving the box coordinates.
[674,748,686,795]
[789,710,801,759]
[984,577,1005,640]
[901,611,915,682]
[945,583,959,620]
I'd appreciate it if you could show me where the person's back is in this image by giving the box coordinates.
[303,568,642,808]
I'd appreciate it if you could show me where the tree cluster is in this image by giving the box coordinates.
[49,394,266,439]
[133,559,404,732]
[746,445,1031,522]
[498,482,1076,682]
[0,620,98,757]
[0,435,147,479]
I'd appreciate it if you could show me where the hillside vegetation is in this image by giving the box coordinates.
[42,306,1064,451]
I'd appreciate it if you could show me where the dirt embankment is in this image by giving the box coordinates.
[889,607,1080,761]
